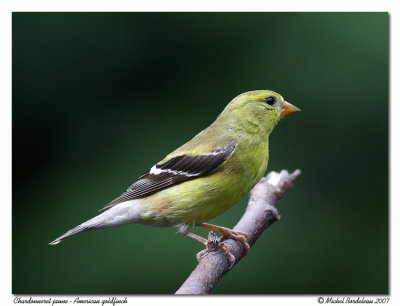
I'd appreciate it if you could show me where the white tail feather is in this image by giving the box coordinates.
[49,200,143,245]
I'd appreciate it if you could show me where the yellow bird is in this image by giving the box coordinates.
[50,90,300,260]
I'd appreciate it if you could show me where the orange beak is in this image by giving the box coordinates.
[281,101,301,117]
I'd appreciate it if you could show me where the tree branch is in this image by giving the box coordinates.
[175,169,301,294]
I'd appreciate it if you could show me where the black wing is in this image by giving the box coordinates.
[100,141,236,210]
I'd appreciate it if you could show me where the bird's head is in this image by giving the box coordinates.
[219,90,300,135]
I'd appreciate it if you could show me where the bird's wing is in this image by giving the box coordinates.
[100,141,236,211]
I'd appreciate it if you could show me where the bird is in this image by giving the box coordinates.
[49,90,300,263]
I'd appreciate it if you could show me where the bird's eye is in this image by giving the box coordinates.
[265,96,276,106]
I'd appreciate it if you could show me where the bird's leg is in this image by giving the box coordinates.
[183,231,208,245]
[200,223,250,255]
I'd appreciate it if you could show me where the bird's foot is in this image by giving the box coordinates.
[219,229,250,256]
[200,223,250,256]
[183,223,250,269]
[218,242,236,268]
[195,231,236,268]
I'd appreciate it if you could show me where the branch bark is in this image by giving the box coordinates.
[175,169,301,294]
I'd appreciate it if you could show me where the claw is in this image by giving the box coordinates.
[196,249,209,262]
[218,243,236,269]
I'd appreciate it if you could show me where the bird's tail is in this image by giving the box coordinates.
[49,224,89,245]
[49,211,110,245]
[49,200,143,245]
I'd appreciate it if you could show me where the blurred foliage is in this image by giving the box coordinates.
[12,12,388,294]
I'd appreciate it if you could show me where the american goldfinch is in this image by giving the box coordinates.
[49,90,300,259]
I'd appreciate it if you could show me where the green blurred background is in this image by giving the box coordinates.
[12,12,388,294]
